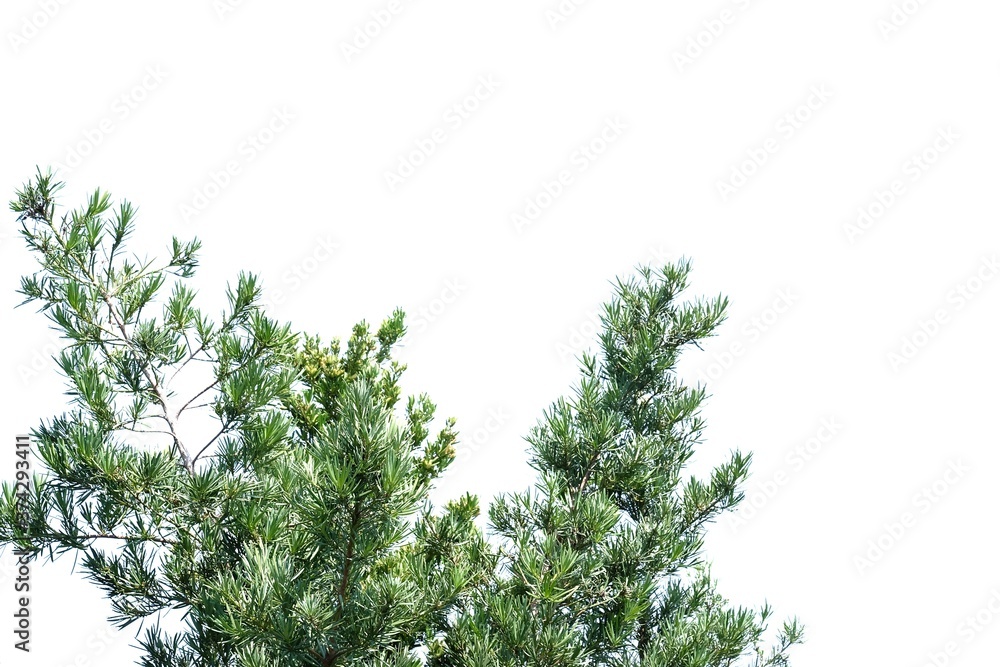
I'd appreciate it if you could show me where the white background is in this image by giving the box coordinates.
[1,1,998,665]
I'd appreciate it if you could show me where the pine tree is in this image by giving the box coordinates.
[431,264,803,666]
[2,169,801,666]
[2,169,491,666]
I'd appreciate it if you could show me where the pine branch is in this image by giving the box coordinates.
[39,214,194,473]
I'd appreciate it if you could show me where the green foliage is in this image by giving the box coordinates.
[428,264,803,666]
[2,169,488,666]
[1,169,802,666]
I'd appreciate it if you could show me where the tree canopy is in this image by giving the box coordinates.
[1,169,802,666]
